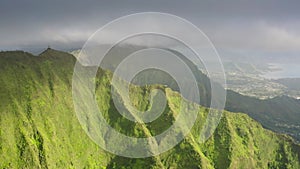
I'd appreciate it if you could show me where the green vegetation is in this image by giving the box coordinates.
[0,49,300,168]
[74,46,300,142]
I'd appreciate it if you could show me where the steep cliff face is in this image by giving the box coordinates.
[0,50,299,169]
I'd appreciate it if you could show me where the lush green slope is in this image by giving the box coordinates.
[94,45,300,142]
[0,49,300,168]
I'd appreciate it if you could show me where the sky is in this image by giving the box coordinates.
[0,0,299,61]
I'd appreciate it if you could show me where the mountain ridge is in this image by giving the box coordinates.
[0,49,300,168]
[2,48,300,142]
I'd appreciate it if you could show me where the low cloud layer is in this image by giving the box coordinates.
[0,0,299,60]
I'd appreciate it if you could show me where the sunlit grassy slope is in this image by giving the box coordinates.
[97,45,300,142]
[0,49,300,168]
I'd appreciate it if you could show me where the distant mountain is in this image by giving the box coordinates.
[226,91,300,141]
[1,49,300,168]
[275,78,300,91]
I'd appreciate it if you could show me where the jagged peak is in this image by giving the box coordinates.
[38,47,76,60]
[39,47,61,56]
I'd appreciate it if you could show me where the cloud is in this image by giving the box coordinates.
[259,23,300,51]
[0,0,299,57]
[208,21,300,53]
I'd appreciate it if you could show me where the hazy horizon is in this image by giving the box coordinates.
[1,0,300,62]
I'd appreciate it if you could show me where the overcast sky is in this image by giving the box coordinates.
[0,0,299,60]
